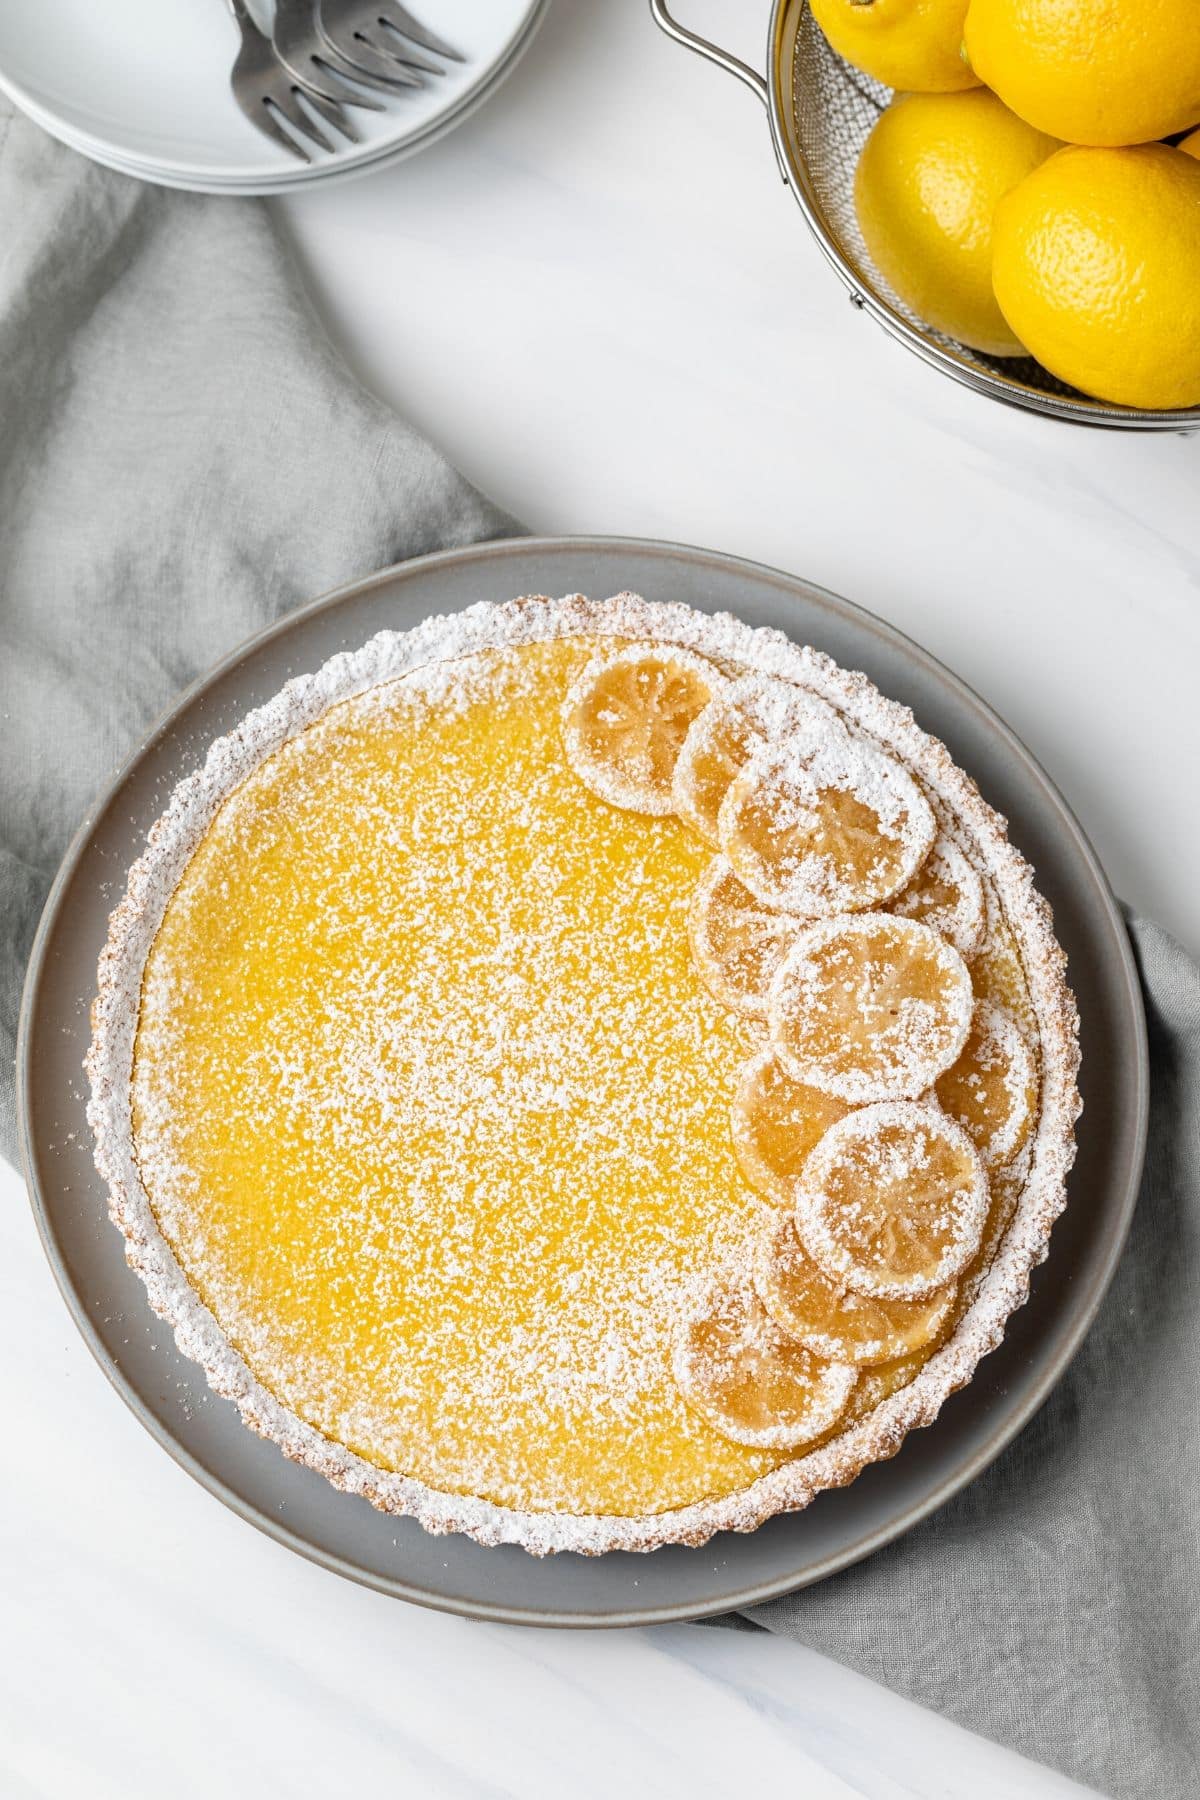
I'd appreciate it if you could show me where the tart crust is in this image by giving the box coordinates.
[86,593,1080,1556]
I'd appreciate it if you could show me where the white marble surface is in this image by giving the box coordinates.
[7,0,1197,1794]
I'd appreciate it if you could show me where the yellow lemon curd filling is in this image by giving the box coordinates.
[131,638,786,1517]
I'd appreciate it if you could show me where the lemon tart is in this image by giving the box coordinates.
[87,593,1080,1554]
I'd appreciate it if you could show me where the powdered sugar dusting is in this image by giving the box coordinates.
[126,638,776,1518]
[86,592,1080,1555]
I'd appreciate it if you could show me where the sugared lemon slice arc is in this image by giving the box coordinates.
[768,912,974,1104]
[936,1001,1038,1170]
[673,674,844,845]
[672,1273,856,1451]
[718,733,936,918]
[756,1217,956,1366]
[890,831,985,959]
[561,644,725,814]
[689,857,807,1018]
[796,1101,989,1300]
[730,1044,848,1207]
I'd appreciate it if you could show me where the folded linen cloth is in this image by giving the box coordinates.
[2,102,1196,1800]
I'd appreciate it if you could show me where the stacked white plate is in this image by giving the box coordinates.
[0,0,547,195]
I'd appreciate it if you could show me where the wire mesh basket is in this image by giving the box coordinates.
[652,0,1200,432]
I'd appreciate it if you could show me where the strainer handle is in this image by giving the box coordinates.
[648,2,790,181]
[647,0,768,109]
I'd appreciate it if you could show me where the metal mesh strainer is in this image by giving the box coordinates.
[652,0,1200,432]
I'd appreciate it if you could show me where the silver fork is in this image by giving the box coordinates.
[316,1,463,86]
[226,0,359,163]
[272,0,421,108]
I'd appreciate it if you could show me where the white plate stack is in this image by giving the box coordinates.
[0,0,547,195]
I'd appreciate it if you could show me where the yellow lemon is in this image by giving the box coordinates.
[963,0,1200,147]
[1182,129,1200,160]
[992,144,1200,409]
[810,0,979,93]
[854,89,1060,355]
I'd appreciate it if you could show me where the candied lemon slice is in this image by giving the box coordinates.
[673,674,842,845]
[936,1002,1038,1170]
[689,857,807,1018]
[797,1101,989,1299]
[845,1348,929,1422]
[890,831,985,959]
[719,733,935,917]
[959,1154,1026,1312]
[969,876,1038,1040]
[673,1273,856,1450]
[730,1045,848,1206]
[768,912,974,1103]
[756,1217,955,1366]
[561,644,724,814]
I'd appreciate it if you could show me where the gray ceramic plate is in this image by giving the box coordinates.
[18,536,1147,1627]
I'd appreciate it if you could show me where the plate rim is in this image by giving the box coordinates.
[16,533,1149,1627]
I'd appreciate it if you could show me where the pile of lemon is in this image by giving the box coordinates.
[811,0,1200,409]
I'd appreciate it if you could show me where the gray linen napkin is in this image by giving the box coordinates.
[0,98,514,1156]
[723,915,1200,1800]
[2,103,1197,1800]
